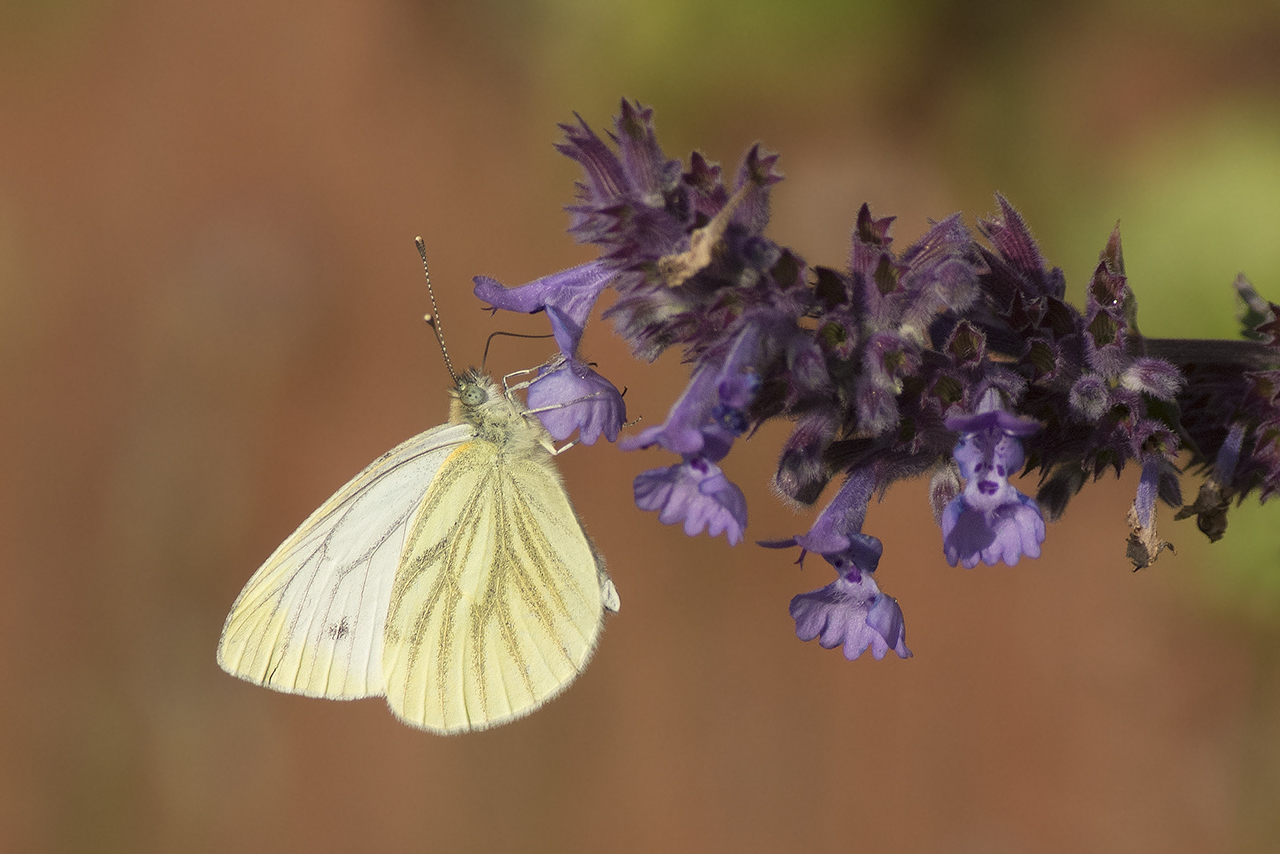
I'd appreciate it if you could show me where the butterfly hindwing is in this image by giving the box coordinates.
[382,439,607,733]
[217,422,474,699]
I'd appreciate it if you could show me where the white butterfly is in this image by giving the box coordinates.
[218,250,618,733]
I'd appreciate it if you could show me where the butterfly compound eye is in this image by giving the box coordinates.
[458,382,488,407]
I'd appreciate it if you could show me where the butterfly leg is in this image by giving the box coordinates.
[502,366,541,393]
[501,355,565,394]
[524,389,617,418]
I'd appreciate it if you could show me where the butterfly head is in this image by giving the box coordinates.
[454,368,491,408]
[450,369,510,430]
[450,367,548,449]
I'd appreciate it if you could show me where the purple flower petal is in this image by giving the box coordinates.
[823,532,884,578]
[944,408,1040,437]
[1133,457,1158,531]
[789,570,911,661]
[941,491,1045,568]
[633,456,747,545]
[473,261,614,333]
[1213,422,1245,484]
[865,593,910,658]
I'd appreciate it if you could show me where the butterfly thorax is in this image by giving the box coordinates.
[449,369,552,454]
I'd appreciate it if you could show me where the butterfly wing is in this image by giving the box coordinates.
[382,440,614,733]
[217,422,475,699]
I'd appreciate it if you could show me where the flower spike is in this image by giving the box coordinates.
[473,100,1280,663]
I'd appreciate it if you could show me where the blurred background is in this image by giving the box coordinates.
[3,0,1280,851]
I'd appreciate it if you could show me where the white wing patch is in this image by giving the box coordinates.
[217,423,474,699]
[383,440,608,733]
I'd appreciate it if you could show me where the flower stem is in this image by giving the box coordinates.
[1145,338,1279,370]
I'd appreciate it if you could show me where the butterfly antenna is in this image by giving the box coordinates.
[415,237,460,386]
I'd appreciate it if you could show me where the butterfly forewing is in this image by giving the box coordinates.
[217,423,474,698]
[383,440,606,733]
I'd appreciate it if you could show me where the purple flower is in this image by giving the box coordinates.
[941,389,1046,568]
[1068,373,1111,421]
[790,561,911,661]
[773,412,839,505]
[944,405,1041,439]
[506,305,626,445]
[633,456,747,544]
[1214,422,1246,484]
[471,258,626,446]
[622,324,762,462]
[623,324,764,539]
[1120,357,1184,401]
[526,357,626,445]
[1174,423,1244,543]
[977,194,1065,301]
[557,102,688,261]
[1126,457,1174,569]
[622,363,733,459]
[761,467,876,559]
[766,467,909,660]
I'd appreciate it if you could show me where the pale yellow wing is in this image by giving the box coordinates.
[382,440,613,733]
[217,423,474,699]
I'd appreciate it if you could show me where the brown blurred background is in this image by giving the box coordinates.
[4,0,1280,851]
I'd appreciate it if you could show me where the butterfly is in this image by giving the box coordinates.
[218,247,618,733]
